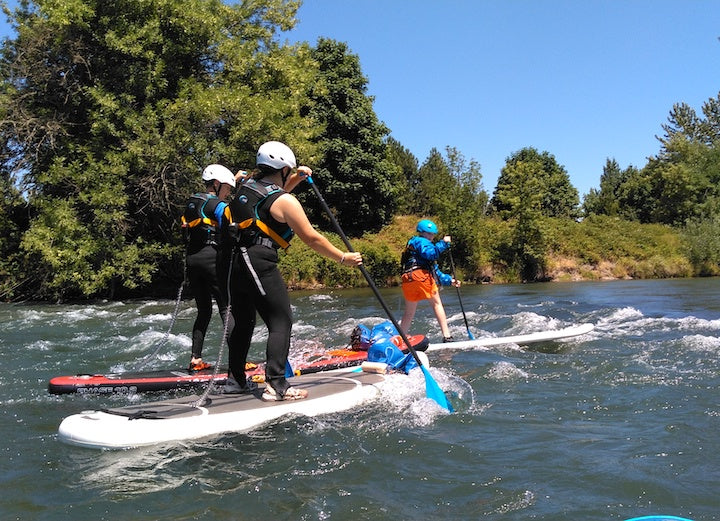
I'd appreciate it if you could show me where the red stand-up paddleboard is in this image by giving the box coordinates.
[48,334,429,395]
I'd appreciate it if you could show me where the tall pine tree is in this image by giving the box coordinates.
[304,38,397,235]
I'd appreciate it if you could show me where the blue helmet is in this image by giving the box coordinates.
[416,219,438,234]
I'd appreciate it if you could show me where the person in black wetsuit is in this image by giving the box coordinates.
[181,164,237,372]
[218,141,363,400]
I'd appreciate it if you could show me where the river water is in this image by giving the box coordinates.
[2,278,719,520]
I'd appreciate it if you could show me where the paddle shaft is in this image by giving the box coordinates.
[307,178,426,367]
[448,248,474,338]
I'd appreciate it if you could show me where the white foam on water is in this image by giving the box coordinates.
[518,300,556,309]
[26,339,53,351]
[371,368,470,427]
[598,306,644,325]
[508,311,564,334]
[486,361,530,381]
[129,313,172,325]
[493,489,536,515]
[673,315,720,331]
[680,334,720,352]
[177,307,196,318]
[446,310,480,324]
[19,306,118,327]
[291,322,318,337]
[308,293,336,302]
[288,338,326,363]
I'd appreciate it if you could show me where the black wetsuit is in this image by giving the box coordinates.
[183,193,228,360]
[219,178,295,394]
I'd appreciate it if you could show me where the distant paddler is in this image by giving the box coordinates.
[398,219,461,342]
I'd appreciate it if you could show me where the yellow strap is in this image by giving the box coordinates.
[255,219,290,250]
[181,216,217,228]
[234,217,290,250]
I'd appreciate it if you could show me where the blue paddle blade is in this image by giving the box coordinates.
[421,365,453,412]
[285,361,294,378]
[468,330,475,340]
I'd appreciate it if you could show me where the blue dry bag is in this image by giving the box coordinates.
[365,321,418,374]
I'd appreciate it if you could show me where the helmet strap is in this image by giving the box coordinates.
[280,166,291,187]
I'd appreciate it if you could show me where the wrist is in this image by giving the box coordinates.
[339,253,346,264]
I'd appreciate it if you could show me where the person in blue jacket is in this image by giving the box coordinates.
[399,219,461,342]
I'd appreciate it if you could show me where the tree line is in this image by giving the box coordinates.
[0,0,717,302]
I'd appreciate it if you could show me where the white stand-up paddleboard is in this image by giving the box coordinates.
[58,368,384,450]
[427,323,595,351]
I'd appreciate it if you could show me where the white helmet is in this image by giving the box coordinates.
[256,141,297,170]
[201,164,236,188]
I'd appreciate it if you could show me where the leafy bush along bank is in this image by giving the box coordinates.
[279,214,704,290]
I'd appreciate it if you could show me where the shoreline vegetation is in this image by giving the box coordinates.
[278,213,702,292]
[3,210,704,305]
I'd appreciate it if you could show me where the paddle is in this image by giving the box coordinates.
[306,176,452,412]
[447,247,475,340]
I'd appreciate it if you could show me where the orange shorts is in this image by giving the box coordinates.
[401,269,438,302]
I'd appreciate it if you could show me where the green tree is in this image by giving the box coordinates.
[445,146,487,212]
[411,146,485,217]
[683,215,720,275]
[0,158,27,300]
[304,38,397,235]
[617,98,720,226]
[384,136,418,214]
[491,159,548,281]
[490,147,580,220]
[0,0,316,299]
[583,158,637,217]
[413,147,455,217]
[616,93,720,226]
[660,95,720,147]
[441,147,487,270]
[404,146,487,269]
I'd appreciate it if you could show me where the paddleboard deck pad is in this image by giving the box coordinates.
[427,323,594,351]
[48,334,429,395]
[58,369,385,449]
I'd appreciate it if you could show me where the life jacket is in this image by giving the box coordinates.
[400,239,434,274]
[181,193,222,252]
[225,178,294,250]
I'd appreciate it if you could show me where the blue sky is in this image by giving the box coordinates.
[1,1,718,197]
[283,0,720,197]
